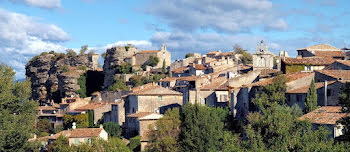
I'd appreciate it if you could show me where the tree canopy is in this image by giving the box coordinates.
[305,79,317,113]
[0,64,38,151]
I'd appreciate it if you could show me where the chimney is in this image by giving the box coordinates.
[324,80,328,106]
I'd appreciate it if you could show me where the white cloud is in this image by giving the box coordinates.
[8,0,61,9]
[146,0,288,33]
[0,9,69,79]
[103,40,153,50]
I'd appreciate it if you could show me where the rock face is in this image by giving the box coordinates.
[26,52,99,104]
[103,46,136,88]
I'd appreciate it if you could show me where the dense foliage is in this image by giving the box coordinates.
[185,53,193,58]
[103,122,122,138]
[63,113,89,129]
[0,64,38,151]
[108,77,128,91]
[305,79,317,113]
[234,44,252,65]
[142,56,159,69]
[129,136,141,152]
[49,136,131,152]
[130,74,166,87]
[339,82,350,141]
[76,73,87,98]
[116,62,133,74]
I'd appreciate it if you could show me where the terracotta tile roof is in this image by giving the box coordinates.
[299,106,347,125]
[194,64,207,70]
[75,102,109,111]
[137,50,160,54]
[251,72,314,87]
[159,77,180,82]
[37,106,58,111]
[220,52,235,56]
[282,57,333,65]
[129,84,182,96]
[313,51,343,58]
[178,75,203,81]
[297,44,341,51]
[127,112,154,118]
[336,60,350,67]
[316,70,350,80]
[200,77,228,90]
[287,81,336,94]
[171,67,189,73]
[45,128,104,139]
[206,50,220,55]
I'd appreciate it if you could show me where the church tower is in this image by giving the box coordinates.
[253,40,274,70]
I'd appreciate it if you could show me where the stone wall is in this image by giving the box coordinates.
[128,95,183,114]
[26,53,98,104]
[103,46,137,89]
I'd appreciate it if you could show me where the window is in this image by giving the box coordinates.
[132,108,136,113]
[305,66,312,71]
[297,95,302,102]
[158,96,162,101]
[112,105,118,111]
[75,138,80,145]
[327,89,332,96]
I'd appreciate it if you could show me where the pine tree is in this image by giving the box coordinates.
[0,64,38,151]
[162,59,166,74]
[305,79,317,113]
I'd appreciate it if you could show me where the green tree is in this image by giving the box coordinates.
[116,62,132,74]
[130,75,144,87]
[36,119,51,137]
[305,79,317,113]
[0,64,38,151]
[146,108,181,152]
[63,113,89,129]
[179,104,224,152]
[129,136,141,152]
[76,73,87,98]
[103,122,122,138]
[339,82,350,141]
[88,110,94,128]
[80,45,88,55]
[234,44,252,65]
[162,59,166,74]
[145,56,159,67]
[66,49,77,57]
[185,53,193,58]
[108,78,128,91]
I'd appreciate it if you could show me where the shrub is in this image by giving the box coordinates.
[129,136,141,152]
[76,73,87,98]
[103,122,122,138]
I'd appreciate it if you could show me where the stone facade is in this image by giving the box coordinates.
[253,41,274,70]
[103,102,125,126]
[128,95,183,114]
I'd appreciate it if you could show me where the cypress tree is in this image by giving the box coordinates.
[88,110,94,127]
[305,79,317,113]
[162,59,166,74]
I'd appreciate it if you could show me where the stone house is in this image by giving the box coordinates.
[281,57,330,74]
[59,97,90,113]
[103,102,125,126]
[170,53,201,71]
[175,75,210,104]
[297,44,343,60]
[126,83,183,115]
[40,128,108,146]
[286,81,341,111]
[315,70,350,82]
[299,106,347,139]
[253,41,274,70]
[125,112,163,151]
[206,50,221,58]
[125,44,171,69]
[188,64,207,76]
[37,105,64,128]
[171,66,190,77]
[74,102,112,124]
[196,76,229,107]
[158,77,180,88]
[326,60,350,70]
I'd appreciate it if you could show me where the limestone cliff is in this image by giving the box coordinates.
[103,46,136,88]
[26,52,99,104]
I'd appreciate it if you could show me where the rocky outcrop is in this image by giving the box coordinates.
[103,46,136,88]
[26,52,99,104]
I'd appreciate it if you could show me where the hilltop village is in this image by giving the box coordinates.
[25,42,350,151]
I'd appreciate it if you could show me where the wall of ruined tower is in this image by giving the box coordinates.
[103,46,137,88]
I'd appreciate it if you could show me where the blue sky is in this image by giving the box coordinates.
[0,0,349,79]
